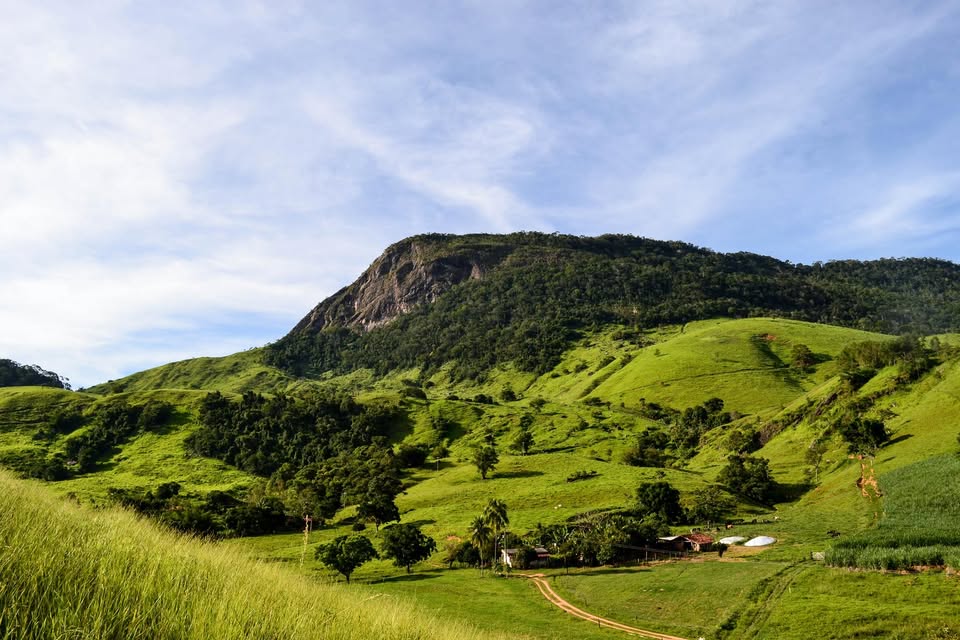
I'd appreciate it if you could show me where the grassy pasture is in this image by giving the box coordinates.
[591,319,885,415]
[548,560,787,639]
[84,349,300,395]
[4,318,960,639]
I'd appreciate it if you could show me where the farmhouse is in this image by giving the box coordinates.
[657,533,714,553]
[501,546,551,568]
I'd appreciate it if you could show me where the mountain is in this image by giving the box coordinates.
[269,232,960,379]
[292,234,514,333]
[4,233,960,640]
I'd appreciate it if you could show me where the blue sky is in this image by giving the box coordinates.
[2,1,959,387]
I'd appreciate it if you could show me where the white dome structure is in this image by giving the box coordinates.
[719,536,747,545]
[743,536,777,547]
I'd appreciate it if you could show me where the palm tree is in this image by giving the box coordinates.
[482,499,509,572]
[469,516,492,575]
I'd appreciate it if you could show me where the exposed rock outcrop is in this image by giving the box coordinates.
[291,234,513,333]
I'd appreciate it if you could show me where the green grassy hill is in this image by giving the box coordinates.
[3,317,960,639]
[85,348,301,395]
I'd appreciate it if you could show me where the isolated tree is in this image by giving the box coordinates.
[380,523,437,574]
[837,416,889,456]
[315,535,378,583]
[790,343,816,370]
[805,438,829,484]
[473,444,499,480]
[510,428,535,456]
[718,455,776,503]
[395,443,429,468]
[430,440,449,471]
[635,481,683,524]
[686,485,736,526]
[622,428,670,467]
[469,516,493,573]
[444,539,480,568]
[725,427,760,454]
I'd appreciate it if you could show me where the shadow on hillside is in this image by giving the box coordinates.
[93,460,120,473]
[769,482,813,504]
[493,470,544,479]
[404,519,436,528]
[535,446,577,454]
[386,411,416,444]
[562,567,650,577]
[376,571,441,584]
[885,433,913,447]
[149,409,193,435]
[444,420,467,441]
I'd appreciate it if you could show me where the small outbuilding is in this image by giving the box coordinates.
[684,533,714,552]
[657,533,715,553]
[501,546,551,568]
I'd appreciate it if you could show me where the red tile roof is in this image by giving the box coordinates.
[685,533,714,544]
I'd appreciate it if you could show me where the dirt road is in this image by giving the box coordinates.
[522,574,689,640]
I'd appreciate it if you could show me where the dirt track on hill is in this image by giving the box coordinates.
[521,574,689,640]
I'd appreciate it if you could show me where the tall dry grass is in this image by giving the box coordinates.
[0,471,506,640]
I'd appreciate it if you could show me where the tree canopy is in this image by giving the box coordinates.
[315,535,378,583]
[380,524,437,573]
[635,481,683,524]
[268,233,960,380]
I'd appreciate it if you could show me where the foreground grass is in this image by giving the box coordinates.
[0,471,506,640]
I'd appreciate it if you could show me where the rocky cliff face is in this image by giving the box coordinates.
[291,235,513,333]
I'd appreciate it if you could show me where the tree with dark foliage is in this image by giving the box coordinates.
[380,524,437,573]
[315,535,378,583]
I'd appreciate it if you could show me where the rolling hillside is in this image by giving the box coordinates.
[3,233,960,639]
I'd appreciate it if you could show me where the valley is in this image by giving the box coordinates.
[3,235,960,639]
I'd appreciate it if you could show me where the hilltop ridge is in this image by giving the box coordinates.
[270,232,960,380]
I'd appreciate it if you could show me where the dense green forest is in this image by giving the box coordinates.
[267,233,960,379]
[186,391,410,528]
[0,359,69,389]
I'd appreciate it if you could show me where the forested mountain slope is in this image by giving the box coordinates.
[4,234,960,640]
[267,232,960,380]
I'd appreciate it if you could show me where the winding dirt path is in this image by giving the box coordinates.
[521,574,689,640]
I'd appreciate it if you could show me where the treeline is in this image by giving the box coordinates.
[623,397,735,465]
[0,358,69,389]
[267,233,960,379]
[805,337,954,462]
[186,391,412,529]
[185,391,402,476]
[837,335,940,388]
[107,482,294,538]
[449,480,743,574]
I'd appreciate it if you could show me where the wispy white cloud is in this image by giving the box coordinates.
[1,1,959,385]
[836,173,960,247]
